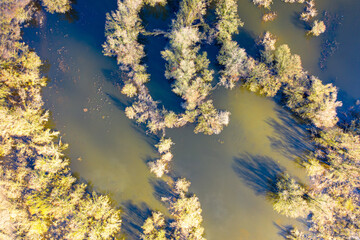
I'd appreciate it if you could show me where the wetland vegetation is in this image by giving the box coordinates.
[1,0,360,239]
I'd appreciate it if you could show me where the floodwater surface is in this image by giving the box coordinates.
[23,0,359,239]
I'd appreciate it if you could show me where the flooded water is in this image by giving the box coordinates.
[23,0,359,239]
[236,0,360,104]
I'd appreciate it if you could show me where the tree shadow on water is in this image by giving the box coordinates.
[232,153,285,196]
[233,29,259,59]
[267,108,313,160]
[102,68,123,87]
[120,200,151,240]
[274,222,299,239]
[273,220,310,239]
[106,92,159,148]
[290,11,309,31]
[150,178,176,202]
[106,93,129,112]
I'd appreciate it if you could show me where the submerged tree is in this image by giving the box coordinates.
[41,0,71,13]
[215,0,248,89]
[252,0,273,9]
[286,76,342,128]
[159,178,206,240]
[307,20,326,36]
[142,211,167,240]
[272,127,360,240]
[300,0,317,22]
[269,174,310,218]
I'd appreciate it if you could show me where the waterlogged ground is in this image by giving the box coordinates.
[23,0,359,239]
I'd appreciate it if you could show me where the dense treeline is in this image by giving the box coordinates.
[0,1,121,238]
[281,128,360,239]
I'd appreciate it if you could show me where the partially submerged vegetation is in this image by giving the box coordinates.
[161,0,230,135]
[103,0,358,239]
[103,0,230,178]
[0,1,121,238]
[2,0,358,238]
[216,2,358,239]
[142,178,205,240]
[286,128,360,239]
[103,0,208,238]
[252,0,326,36]
[307,19,326,36]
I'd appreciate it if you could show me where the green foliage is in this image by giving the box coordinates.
[142,212,167,240]
[172,0,207,29]
[156,138,174,154]
[163,0,209,104]
[148,138,174,177]
[143,178,205,240]
[164,111,178,128]
[145,0,167,7]
[217,40,248,89]
[41,0,71,13]
[286,76,342,128]
[215,0,243,42]
[272,127,360,239]
[215,0,248,89]
[258,31,276,63]
[194,100,230,135]
[103,0,145,68]
[242,35,342,128]
[170,195,205,240]
[252,0,273,9]
[273,44,303,82]
[269,174,310,218]
[122,83,138,97]
[244,59,281,96]
[162,178,205,240]
[163,26,213,111]
[0,2,122,238]
[307,20,326,36]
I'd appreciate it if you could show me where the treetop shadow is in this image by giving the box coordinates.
[232,153,285,196]
[120,200,152,240]
[267,107,313,160]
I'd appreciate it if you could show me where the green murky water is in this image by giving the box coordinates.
[23,0,359,239]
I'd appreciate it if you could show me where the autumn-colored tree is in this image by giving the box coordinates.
[0,1,121,238]
[307,20,326,36]
[41,0,71,13]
